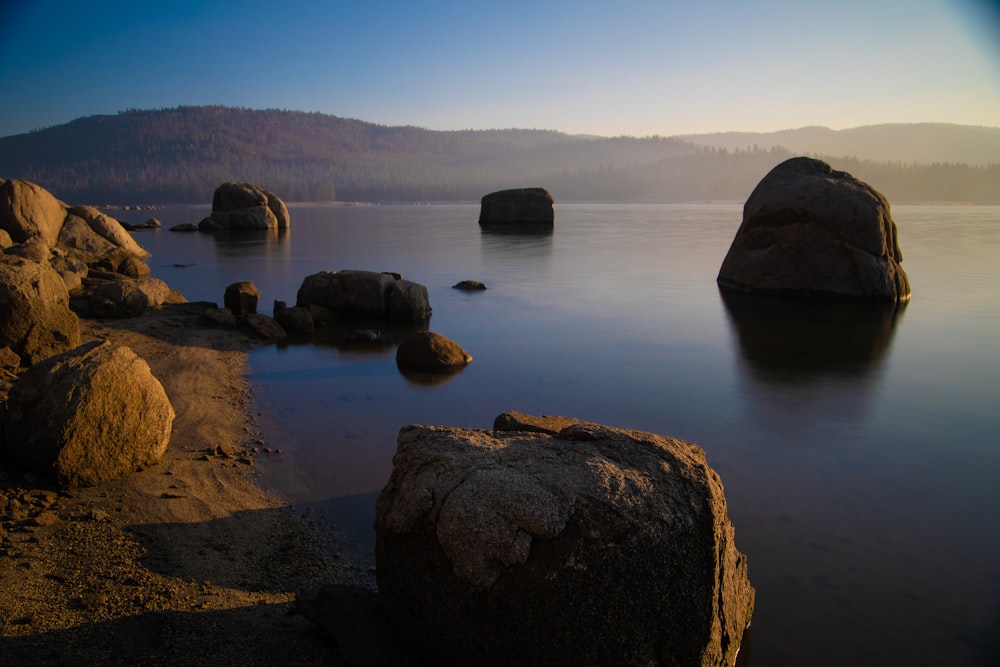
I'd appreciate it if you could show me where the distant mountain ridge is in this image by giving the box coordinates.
[679,123,1000,167]
[0,106,996,204]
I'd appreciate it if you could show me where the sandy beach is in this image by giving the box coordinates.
[0,299,365,665]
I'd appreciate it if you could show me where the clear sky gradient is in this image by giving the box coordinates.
[1,0,998,138]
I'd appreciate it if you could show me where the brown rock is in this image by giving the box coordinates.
[0,255,81,365]
[0,179,67,247]
[201,307,238,328]
[375,417,754,667]
[224,281,259,316]
[2,340,175,488]
[492,410,580,435]
[273,300,314,334]
[89,278,172,318]
[117,256,151,278]
[297,270,431,322]
[717,157,911,301]
[49,255,89,293]
[241,314,286,341]
[202,182,290,230]
[68,206,149,259]
[395,331,472,373]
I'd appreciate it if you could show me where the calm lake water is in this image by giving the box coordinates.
[132,202,1000,666]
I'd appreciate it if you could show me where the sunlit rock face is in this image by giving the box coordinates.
[718,157,910,302]
[2,340,174,488]
[0,255,81,366]
[375,414,754,667]
[478,187,554,230]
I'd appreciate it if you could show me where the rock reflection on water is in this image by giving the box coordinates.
[212,227,290,258]
[719,287,906,430]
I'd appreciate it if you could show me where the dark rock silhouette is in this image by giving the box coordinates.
[479,187,554,230]
[717,157,910,301]
[452,279,487,290]
[296,270,431,322]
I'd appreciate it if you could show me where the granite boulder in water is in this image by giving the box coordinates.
[478,187,554,230]
[717,157,910,301]
[199,181,290,230]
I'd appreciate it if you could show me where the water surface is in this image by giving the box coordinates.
[135,202,1000,666]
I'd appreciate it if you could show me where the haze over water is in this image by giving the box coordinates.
[134,202,1000,666]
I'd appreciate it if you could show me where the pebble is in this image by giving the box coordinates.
[31,511,60,527]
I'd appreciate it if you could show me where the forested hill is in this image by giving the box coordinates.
[0,106,997,204]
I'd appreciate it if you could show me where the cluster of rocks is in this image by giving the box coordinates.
[0,178,167,368]
[202,271,474,376]
[2,157,916,662]
[0,178,178,488]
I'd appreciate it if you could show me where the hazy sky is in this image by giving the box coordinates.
[1,0,998,138]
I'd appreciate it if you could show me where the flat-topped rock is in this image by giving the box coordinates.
[375,414,754,666]
[479,187,554,230]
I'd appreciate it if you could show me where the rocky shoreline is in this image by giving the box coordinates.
[0,301,368,665]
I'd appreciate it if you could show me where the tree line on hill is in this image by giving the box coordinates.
[0,106,996,205]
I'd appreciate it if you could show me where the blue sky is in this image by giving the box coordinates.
[0,0,998,138]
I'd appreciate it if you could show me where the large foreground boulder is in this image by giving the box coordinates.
[717,157,910,301]
[2,340,175,488]
[375,413,754,667]
[296,270,431,322]
[479,187,554,230]
[0,255,81,366]
[199,182,290,230]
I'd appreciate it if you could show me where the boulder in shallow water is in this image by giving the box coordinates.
[479,187,554,230]
[296,269,431,322]
[395,331,472,373]
[717,157,910,301]
[199,182,290,230]
[375,414,754,667]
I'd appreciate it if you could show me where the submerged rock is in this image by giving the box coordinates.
[375,414,754,667]
[717,157,910,301]
[452,279,487,291]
